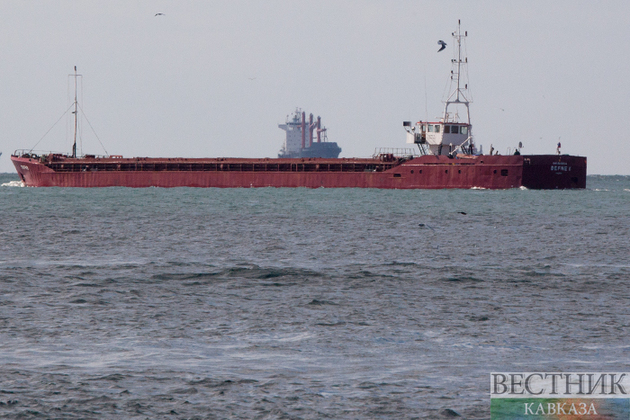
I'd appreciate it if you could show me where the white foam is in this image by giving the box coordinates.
[1,180,25,187]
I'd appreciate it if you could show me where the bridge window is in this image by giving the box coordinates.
[451,126,459,134]
[461,126,468,135]
[444,126,450,134]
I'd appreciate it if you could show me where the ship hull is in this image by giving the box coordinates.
[279,142,342,159]
[11,154,586,189]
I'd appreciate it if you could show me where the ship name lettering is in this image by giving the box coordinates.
[551,165,571,172]
[20,165,29,171]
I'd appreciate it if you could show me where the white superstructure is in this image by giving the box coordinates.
[278,109,305,156]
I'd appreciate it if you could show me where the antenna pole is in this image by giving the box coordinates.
[456,20,462,102]
[72,66,78,158]
[442,20,470,123]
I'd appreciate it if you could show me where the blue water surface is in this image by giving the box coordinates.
[0,174,628,419]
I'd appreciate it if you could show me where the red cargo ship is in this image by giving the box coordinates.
[9,152,585,189]
[10,23,586,189]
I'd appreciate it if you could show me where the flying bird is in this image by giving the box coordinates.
[155,12,165,16]
[437,40,447,52]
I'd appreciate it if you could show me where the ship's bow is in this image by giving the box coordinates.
[521,155,587,189]
[10,154,54,187]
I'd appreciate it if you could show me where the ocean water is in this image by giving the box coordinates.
[0,173,629,419]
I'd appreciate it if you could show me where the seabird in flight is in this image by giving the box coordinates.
[437,40,447,52]
[155,12,165,16]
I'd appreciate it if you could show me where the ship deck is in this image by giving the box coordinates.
[43,157,398,174]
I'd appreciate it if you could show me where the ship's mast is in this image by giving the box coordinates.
[71,66,80,158]
[69,66,82,158]
[442,20,470,124]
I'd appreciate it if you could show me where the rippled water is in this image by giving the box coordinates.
[1,174,629,419]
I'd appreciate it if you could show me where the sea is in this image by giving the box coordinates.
[0,173,629,419]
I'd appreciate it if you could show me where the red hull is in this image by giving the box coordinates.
[11,154,586,189]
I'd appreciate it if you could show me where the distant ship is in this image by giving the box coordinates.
[278,109,341,159]
[11,22,585,189]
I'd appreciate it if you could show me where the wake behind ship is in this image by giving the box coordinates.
[11,23,586,189]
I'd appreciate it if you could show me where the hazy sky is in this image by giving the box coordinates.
[1,1,628,175]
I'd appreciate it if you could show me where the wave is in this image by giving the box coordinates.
[1,180,25,187]
[151,264,326,283]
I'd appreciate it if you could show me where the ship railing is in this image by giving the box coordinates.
[13,149,66,159]
[13,149,112,160]
[372,148,420,159]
